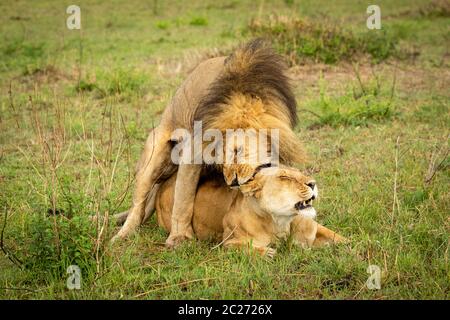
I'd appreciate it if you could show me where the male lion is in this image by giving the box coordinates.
[113,39,306,247]
[155,166,346,257]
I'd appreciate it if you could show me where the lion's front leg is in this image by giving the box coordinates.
[165,163,202,248]
[290,215,347,248]
[222,224,275,258]
[290,215,317,248]
[313,224,347,247]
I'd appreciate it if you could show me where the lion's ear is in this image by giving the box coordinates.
[239,178,263,199]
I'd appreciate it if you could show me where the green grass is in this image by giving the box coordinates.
[189,17,208,26]
[302,70,398,128]
[0,0,449,299]
[247,15,400,64]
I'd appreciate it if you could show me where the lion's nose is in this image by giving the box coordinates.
[230,177,239,187]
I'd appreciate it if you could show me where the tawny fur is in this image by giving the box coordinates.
[112,39,308,247]
[155,167,346,256]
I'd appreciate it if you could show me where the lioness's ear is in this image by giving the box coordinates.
[239,178,263,198]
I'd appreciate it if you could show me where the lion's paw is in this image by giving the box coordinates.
[165,230,194,249]
[264,248,277,259]
[110,233,125,245]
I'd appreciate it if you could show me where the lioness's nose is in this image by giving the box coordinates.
[307,182,316,189]
[230,177,239,187]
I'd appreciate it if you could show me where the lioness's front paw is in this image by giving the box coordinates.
[264,248,277,259]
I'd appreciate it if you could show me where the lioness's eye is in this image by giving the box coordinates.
[279,175,295,181]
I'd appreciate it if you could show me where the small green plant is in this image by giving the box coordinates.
[2,40,45,59]
[75,80,98,92]
[156,21,170,30]
[190,17,208,26]
[95,68,148,97]
[0,40,46,71]
[362,30,397,63]
[23,214,97,278]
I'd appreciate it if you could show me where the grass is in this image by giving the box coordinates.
[0,0,449,299]
[303,67,398,128]
[189,17,208,26]
[247,15,399,64]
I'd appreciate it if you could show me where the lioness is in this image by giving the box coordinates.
[155,166,346,257]
[113,39,306,247]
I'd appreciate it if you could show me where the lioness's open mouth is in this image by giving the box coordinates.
[295,197,317,219]
[295,197,314,211]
